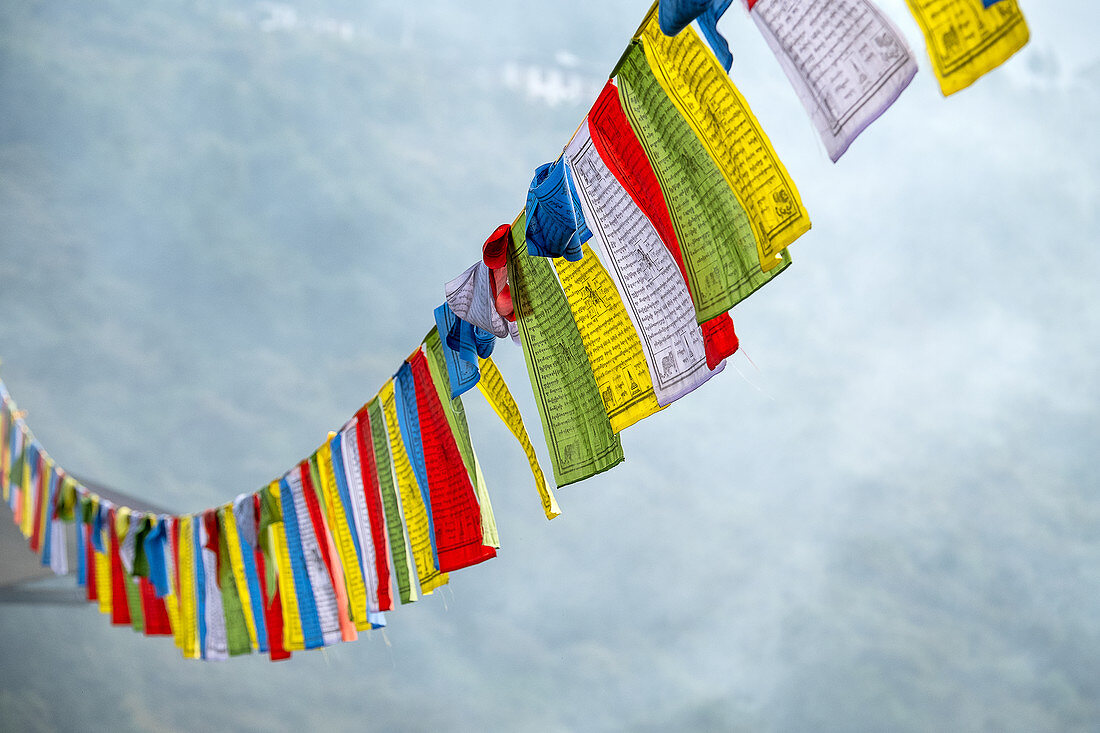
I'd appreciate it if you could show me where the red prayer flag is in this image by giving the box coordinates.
[85,523,98,603]
[588,80,738,368]
[139,577,173,636]
[352,405,394,612]
[28,453,45,553]
[107,508,131,626]
[408,350,495,573]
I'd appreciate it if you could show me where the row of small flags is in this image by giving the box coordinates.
[2,0,1028,660]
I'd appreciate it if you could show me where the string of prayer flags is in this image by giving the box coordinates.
[586,81,739,371]
[482,224,516,322]
[658,0,734,71]
[509,212,625,487]
[635,8,811,273]
[567,111,722,406]
[748,0,918,162]
[904,0,1029,96]
[0,0,1037,666]
[525,159,592,262]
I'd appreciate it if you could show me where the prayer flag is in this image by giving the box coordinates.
[509,212,624,487]
[636,9,811,272]
[749,0,918,162]
[904,0,1029,96]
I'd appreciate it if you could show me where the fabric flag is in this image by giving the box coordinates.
[617,42,792,321]
[254,491,291,660]
[107,507,132,627]
[365,398,418,604]
[587,80,739,370]
[636,10,811,273]
[269,478,317,651]
[165,517,184,651]
[331,428,382,622]
[409,348,496,572]
[749,0,918,162]
[138,577,173,637]
[39,465,57,567]
[569,112,721,406]
[482,224,516,322]
[81,498,97,597]
[309,443,362,639]
[349,405,395,611]
[475,356,559,519]
[29,454,48,552]
[75,505,88,586]
[117,507,138,574]
[379,379,448,595]
[433,303,482,399]
[423,329,501,545]
[509,212,624,487]
[226,495,268,651]
[439,301,496,365]
[213,508,252,655]
[283,469,341,649]
[393,362,439,562]
[446,262,511,338]
[7,424,24,521]
[18,441,37,537]
[658,0,734,72]
[303,450,351,638]
[904,0,1028,96]
[115,509,145,631]
[552,239,665,433]
[129,514,154,580]
[0,398,10,501]
[143,518,171,598]
[192,518,211,658]
[525,159,592,262]
[176,515,200,659]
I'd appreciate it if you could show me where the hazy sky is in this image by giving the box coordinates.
[1,1,1098,731]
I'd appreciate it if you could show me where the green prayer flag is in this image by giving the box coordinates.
[508,212,624,487]
[216,509,253,656]
[367,397,416,605]
[616,43,789,321]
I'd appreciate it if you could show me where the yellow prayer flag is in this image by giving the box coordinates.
[905,0,1029,96]
[379,379,448,595]
[176,515,200,659]
[19,455,34,538]
[476,357,559,520]
[94,547,113,617]
[637,10,810,272]
[316,439,371,633]
[554,242,664,433]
